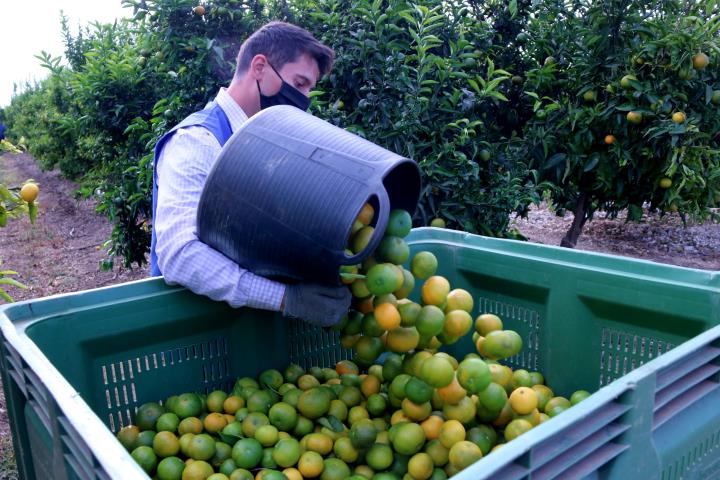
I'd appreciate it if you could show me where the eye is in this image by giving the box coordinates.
[294,77,310,90]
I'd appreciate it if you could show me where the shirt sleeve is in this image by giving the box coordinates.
[154,126,286,311]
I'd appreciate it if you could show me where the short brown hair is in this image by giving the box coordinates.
[235,22,334,79]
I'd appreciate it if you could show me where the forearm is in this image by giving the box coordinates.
[158,236,286,311]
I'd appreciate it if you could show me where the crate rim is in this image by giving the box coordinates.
[411,228,720,289]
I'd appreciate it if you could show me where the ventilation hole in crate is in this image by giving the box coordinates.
[649,339,655,360]
[599,328,674,387]
[105,390,112,409]
[664,431,720,480]
[110,363,117,383]
[108,414,115,432]
[102,366,108,385]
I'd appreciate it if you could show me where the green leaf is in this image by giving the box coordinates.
[0,288,13,303]
[218,432,242,446]
[584,156,600,172]
[28,202,38,224]
[0,278,27,289]
[318,416,345,433]
[508,0,518,17]
[628,204,644,221]
[544,153,567,169]
[466,79,480,94]
[488,91,508,102]
[340,273,366,281]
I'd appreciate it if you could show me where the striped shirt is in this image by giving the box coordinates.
[154,88,286,311]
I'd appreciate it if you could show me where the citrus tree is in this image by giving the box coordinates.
[299,0,541,235]
[519,0,720,246]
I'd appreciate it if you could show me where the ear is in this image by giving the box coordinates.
[249,54,268,80]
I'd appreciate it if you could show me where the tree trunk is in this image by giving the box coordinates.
[560,192,590,248]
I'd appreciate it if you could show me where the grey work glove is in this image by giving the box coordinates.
[282,283,352,327]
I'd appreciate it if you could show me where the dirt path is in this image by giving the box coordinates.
[0,153,149,301]
[511,204,720,270]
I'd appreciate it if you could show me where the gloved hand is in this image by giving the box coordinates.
[282,283,352,327]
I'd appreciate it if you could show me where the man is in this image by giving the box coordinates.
[152,22,350,327]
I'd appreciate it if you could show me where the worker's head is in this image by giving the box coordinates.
[231,21,334,115]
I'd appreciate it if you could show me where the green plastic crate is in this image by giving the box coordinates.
[1,228,719,479]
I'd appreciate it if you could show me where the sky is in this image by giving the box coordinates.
[0,1,133,107]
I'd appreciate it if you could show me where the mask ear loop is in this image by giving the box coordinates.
[268,62,284,80]
[256,60,282,97]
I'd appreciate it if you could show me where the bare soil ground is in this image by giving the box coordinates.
[510,204,720,270]
[0,151,718,477]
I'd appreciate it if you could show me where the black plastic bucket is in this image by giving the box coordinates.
[197,105,421,285]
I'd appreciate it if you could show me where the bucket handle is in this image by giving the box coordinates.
[340,187,391,266]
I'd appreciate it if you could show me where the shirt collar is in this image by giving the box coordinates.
[215,88,249,133]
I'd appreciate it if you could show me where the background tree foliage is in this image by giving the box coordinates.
[3,0,719,267]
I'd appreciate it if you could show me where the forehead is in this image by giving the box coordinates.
[280,53,321,85]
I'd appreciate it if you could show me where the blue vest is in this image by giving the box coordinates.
[150,101,233,276]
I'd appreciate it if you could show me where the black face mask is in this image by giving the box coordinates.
[257,63,311,111]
